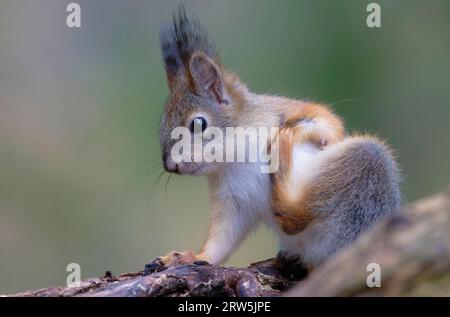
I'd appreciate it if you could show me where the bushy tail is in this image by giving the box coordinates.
[308,135,402,239]
[290,136,402,266]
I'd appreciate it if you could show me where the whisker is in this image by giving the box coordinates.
[132,151,178,206]
[150,170,167,199]
[134,163,163,186]
[164,172,173,204]
[329,98,358,108]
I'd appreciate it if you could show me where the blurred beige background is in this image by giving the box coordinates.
[0,0,449,293]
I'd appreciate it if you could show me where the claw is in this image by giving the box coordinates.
[193,260,210,266]
[144,257,167,275]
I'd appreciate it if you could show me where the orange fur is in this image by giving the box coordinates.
[282,102,345,146]
[270,105,345,235]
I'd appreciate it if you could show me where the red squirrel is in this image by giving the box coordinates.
[155,6,401,274]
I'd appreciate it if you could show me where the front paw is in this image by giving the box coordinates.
[283,116,341,149]
[144,250,206,275]
[299,119,342,148]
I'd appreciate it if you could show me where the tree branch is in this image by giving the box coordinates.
[9,258,297,297]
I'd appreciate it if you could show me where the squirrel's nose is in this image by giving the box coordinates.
[163,153,179,173]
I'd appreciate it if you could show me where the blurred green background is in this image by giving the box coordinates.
[1,0,449,294]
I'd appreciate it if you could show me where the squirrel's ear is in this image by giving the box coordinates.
[189,52,229,105]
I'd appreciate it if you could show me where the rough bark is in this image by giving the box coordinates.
[9,258,297,297]
[7,189,450,297]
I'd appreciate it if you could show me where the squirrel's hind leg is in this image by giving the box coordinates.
[275,136,401,266]
[271,127,322,235]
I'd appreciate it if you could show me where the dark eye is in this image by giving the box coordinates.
[190,117,207,133]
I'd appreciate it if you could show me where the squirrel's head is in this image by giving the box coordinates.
[159,6,241,176]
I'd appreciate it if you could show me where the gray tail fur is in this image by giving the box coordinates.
[299,136,402,264]
[312,136,401,228]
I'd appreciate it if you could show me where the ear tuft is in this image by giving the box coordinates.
[160,28,184,90]
[160,4,218,93]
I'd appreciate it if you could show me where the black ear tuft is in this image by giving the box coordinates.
[172,4,217,65]
[160,27,184,79]
[160,4,217,84]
